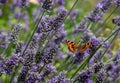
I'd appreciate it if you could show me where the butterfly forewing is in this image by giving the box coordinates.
[65,40,79,53]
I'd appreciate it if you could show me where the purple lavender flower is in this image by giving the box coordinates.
[17,66,29,83]
[37,16,53,33]
[49,71,69,83]
[116,0,120,7]
[74,53,84,64]
[103,42,110,49]
[42,48,56,64]
[0,31,7,49]
[0,0,8,4]
[50,9,67,31]
[0,54,20,75]
[55,0,65,6]
[40,64,56,81]
[17,0,29,8]
[9,24,22,44]
[92,62,104,74]
[70,10,78,22]
[41,0,53,11]
[112,16,120,26]
[105,62,120,82]
[25,70,41,83]
[88,0,113,22]
[14,10,21,19]
[74,69,93,83]
[89,51,103,64]
[96,72,105,83]
[90,37,101,46]
[17,40,38,83]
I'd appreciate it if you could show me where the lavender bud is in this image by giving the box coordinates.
[87,0,113,22]
[50,71,69,83]
[9,24,22,44]
[0,0,8,4]
[17,66,28,83]
[96,72,105,83]
[50,9,67,31]
[42,0,53,11]
[55,0,65,6]
[15,41,23,54]
[40,64,56,80]
[74,69,93,83]
[17,0,29,8]
[42,48,56,64]
[116,0,120,7]
[74,53,84,64]
[112,16,120,26]
[70,10,78,21]
[93,62,104,73]
[0,31,7,49]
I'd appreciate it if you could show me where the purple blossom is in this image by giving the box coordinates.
[55,0,65,6]
[16,0,29,8]
[90,37,101,46]
[49,71,69,83]
[51,9,67,30]
[14,10,21,19]
[115,0,120,7]
[39,64,56,81]
[74,53,84,64]
[9,24,22,44]
[0,0,8,4]
[92,62,104,74]
[87,79,93,83]
[74,69,93,83]
[112,16,120,26]
[96,72,105,83]
[103,42,110,48]
[41,48,56,64]
[88,0,113,22]
[0,31,8,49]
[41,0,53,11]
[70,10,78,22]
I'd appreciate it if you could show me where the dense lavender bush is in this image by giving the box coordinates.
[0,0,120,83]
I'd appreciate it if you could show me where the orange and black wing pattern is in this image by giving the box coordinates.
[65,40,79,53]
[65,40,93,53]
[77,42,93,53]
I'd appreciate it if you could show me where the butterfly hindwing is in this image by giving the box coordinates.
[77,42,93,53]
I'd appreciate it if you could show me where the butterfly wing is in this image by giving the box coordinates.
[65,40,79,53]
[77,42,93,53]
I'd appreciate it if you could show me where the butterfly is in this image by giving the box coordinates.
[65,40,93,53]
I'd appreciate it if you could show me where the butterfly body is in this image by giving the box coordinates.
[65,40,92,53]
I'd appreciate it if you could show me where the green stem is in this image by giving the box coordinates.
[93,6,118,34]
[64,0,79,22]
[39,63,45,74]
[21,11,45,57]
[100,29,120,60]
[101,6,118,27]
[10,65,20,83]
